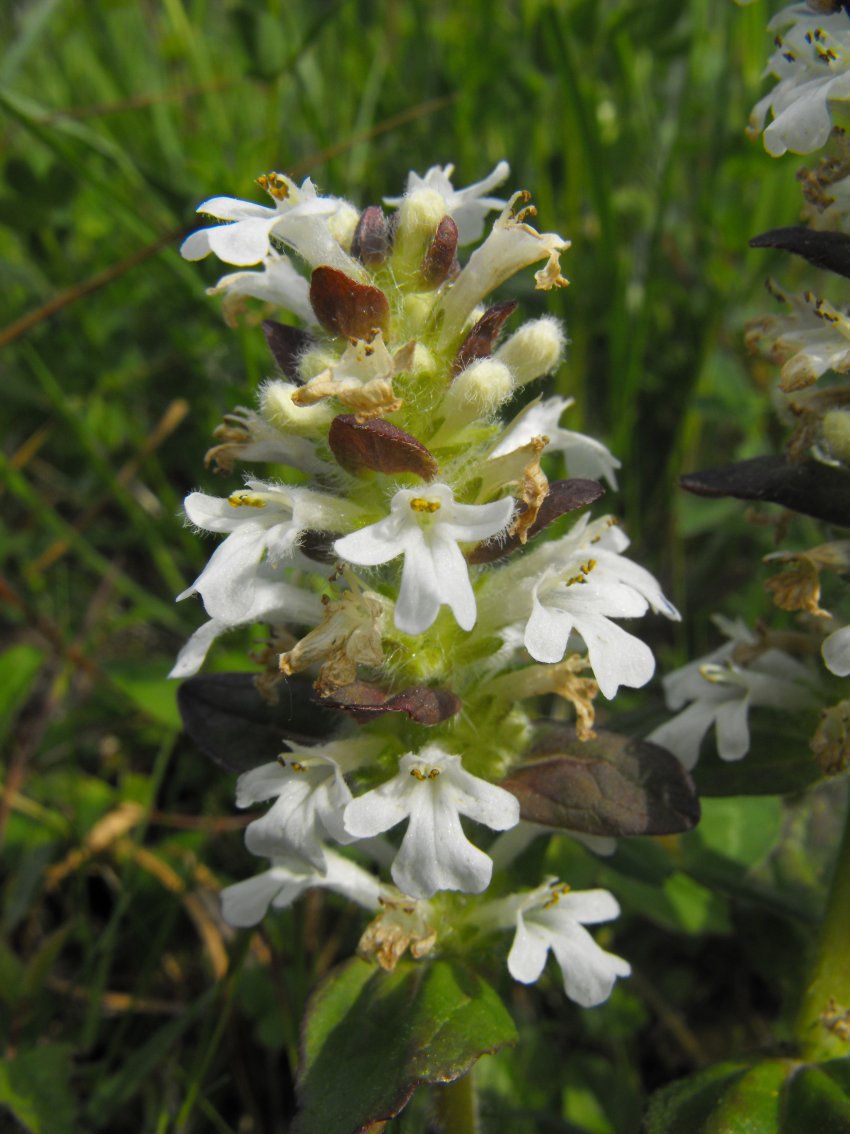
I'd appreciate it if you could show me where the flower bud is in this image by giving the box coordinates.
[392,188,450,278]
[496,317,566,387]
[819,409,850,466]
[441,359,514,429]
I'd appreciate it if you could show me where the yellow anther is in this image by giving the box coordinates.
[543,881,571,908]
[256,172,290,200]
[566,572,588,586]
[428,768,440,780]
[410,498,441,514]
[291,761,306,773]
[410,768,426,781]
[581,558,597,576]
[228,491,266,508]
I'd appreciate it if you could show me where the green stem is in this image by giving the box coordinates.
[434,1068,479,1134]
[795,792,850,1062]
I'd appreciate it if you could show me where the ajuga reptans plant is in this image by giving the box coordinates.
[173,162,700,1039]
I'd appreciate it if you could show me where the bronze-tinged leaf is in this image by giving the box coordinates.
[328,415,438,480]
[262,320,314,383]
[499,726,700,837]
[420,215,459,288]
[177,673,339,774]
[468,479,604,564]
[351,206,392,268]
[680,455,850,528]
[319,681,461,725]
[310,267,390,341]
[452,301,517,376]
[749,227,850,280]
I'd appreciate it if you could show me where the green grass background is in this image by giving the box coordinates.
[0,1,829,1130]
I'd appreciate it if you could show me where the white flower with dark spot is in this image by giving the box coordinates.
[334,484,514,634]
[343,745,520,899]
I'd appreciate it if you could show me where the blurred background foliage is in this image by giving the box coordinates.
[0,0,836,1130]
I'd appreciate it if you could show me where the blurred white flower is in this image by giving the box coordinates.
[823,623,850,674]
[206,251,316,325]
[749,6,850,156]
[746,286,850,392]
[649,619,821,768]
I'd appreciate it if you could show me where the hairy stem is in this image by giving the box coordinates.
[796,791,850,1062]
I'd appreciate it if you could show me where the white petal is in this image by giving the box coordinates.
[507,915,550,983]
[220,865,310,926]
[168,618,227,678]
[648,699,724,770]
[714,694,752,762]
[559,889,622,925]
[549,920,631,1008]
[823,626,850,676]
[392,789,494,898]
[207,218,277,266]
[571,613,656,699]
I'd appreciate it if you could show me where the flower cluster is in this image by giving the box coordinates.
[652,9,850,776]
[175,161,680,1006]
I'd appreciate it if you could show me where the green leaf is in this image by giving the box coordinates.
[646,1057,850,1134]
[0,1043,76,1134]
[108,659,182,730]
[294,957,518,1134]
[690,797,784,870]
[784,1058,850,1133]
[0,644,46,749]
[694,711,824,797]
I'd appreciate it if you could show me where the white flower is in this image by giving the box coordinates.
[491,396,621,489]
[437,193,570,343]
[746,287,850,392]
[237,739,375,869]
[206,251,316,325]
[384,160,511,244]
[205,405,331,476]
[823,624,850,675]
[333,484,514,635]
[342,745,520,900]
[180,173,360,272]
[493,515,679,699]
[649,622,821,768]
[749,7,850,156]
[169,563,324,679]
[179,479,363,622]
[220,847,383,927]
[489,881,630,1008]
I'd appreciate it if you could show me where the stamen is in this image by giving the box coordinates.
[228,491,267,508]
[256,172,290,200]
[410,498,441,514]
